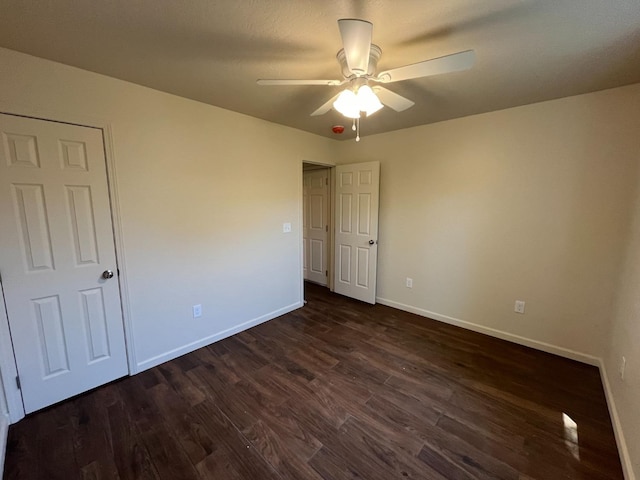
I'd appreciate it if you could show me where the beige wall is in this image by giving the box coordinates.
[0,47,336,372]
[336,84,640,360]
[607,163,640,479]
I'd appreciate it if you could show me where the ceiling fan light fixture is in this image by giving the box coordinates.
[257,18,475,141]
[332,84,383,142]
[333,85,384,119]
[333,89,361,119]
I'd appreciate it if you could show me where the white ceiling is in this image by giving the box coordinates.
[1,1,640,140]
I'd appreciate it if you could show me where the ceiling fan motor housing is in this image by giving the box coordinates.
[337,44,382,78]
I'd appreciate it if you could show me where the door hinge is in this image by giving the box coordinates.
[326,270,328,276]
[325,225,328,232]
[325,177,328,185]
[16,375,21,390]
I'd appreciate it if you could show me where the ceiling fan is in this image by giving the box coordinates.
[257,19,475,139]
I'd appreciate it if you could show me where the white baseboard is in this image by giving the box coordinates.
[135,301,303,373]
[0,413,8,480]
[375,297,600,366]
[599,360,636,480]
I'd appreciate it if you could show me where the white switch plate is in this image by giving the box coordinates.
[514,300,525,314]
[193,304,202,318]
[406,277,413,288]
[283,222,292,233]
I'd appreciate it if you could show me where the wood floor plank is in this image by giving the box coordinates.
[253,364,350,430]
[4,282,624,479]
[137,424,199,480]
[186,365,260,431]
[190,398,283,480]
[147,382,215,466]
[243,398,324,461]
[68,392,121,479]
[107,398,159,480]
[157,361,207,407]
[244,419,325,480]
[310,416,448,480]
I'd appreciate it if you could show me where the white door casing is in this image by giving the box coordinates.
[303,169,329,286]
[334,161,380,304]
[0,281,22,422]
[0,368,8,476]
[0,114,128,414]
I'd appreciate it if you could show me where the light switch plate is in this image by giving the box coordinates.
[283,222,292,233]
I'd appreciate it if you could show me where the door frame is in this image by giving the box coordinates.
[300,160,336,301]
[302,164,332,288]
[0,105,136,424]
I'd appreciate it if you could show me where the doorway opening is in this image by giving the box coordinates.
[302,162,333,300]
[301,160,380,305]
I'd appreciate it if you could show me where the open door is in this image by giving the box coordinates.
[333,161,380,304]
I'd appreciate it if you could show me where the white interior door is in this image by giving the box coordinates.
[334,161,380,304]
[0,114,128,414]
[303,168,329,286]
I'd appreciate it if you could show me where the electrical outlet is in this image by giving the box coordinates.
[620,356,626,380]
[406,277,413,288]
[192,304,202,318]
[514,300,525,314]
[283,222,292,233]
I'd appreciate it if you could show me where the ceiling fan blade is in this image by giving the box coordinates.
[372,86,415,112]
[376,50,476,83]
[310,93,341,116]
[257,79,343,86]
[338,19,372,75]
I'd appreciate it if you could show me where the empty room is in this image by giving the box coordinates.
[0,1,639,479]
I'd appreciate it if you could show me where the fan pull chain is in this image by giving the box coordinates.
[352,118,357,131]
[356,118,360,142]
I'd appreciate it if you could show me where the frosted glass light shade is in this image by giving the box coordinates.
[333,90,361,119]
[357,85,384,116]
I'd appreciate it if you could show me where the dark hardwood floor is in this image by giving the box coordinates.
[4,282,623,479]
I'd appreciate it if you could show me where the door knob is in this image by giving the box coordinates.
[102,270,114,279]
[368,240,376,245]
